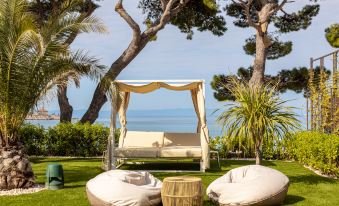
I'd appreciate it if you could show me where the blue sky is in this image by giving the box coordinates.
[46,0,338,113]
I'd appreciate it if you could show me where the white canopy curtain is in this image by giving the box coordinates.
[108,80,210,170]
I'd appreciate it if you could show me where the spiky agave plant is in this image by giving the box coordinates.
[0,0,106,189]
[217,78,300,165]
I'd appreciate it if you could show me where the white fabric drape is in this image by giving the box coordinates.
[191,83,210,170]
[116,82,199,93]
[190,89,201,133]
[108,85,119,170]
[118,92,130,148]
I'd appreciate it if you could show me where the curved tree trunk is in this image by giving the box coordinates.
[80,83,108,124]
[0,145,35,190]
[54,1,97,122]
[57,85,73,123]
[80,0,190,124]
[80,38,148,123]
[249,32,267,87]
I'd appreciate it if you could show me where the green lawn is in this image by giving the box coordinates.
[0,158,338,206]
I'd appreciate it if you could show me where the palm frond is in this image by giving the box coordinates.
[0,0,106,145]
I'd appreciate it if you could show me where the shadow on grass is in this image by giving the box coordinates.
[284,195,305,205]
[63,166,102,184]
[289,174,336,184]
[120,162,201,171]
[220,160,277,168]
[119,160,223,172]
[30,157,101,164]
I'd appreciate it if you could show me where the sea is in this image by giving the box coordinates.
[25,108,307,138]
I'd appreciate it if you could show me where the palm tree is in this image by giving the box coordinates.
[0,0,105,189]
[217,79,300,165]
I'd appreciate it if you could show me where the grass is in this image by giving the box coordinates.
[0,158,338,206]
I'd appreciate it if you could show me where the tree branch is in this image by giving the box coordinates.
[160,0,168,11]
[280,8,289,16]
[269,0,288,16]
[171,0,190,16]
[115,0,141,40]
[235,0,260,30]
[143,0,188,37]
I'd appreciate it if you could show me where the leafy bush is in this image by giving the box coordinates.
[262,136,287,160]
[19,124,47,155]
[209,136,229,158]
[19,123,119,157]
[286,131,339,176]
[210,134,286,159]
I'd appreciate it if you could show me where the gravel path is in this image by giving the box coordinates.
[0,184,46,196]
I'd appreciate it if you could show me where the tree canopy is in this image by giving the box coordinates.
[211,66,331,101]
[139,0,227,39]
[222,0,320,86]
[325,23,339,48]
[225,0,319,61]
[29,0,105,123]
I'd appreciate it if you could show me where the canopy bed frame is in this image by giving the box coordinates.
[107,80,210,172]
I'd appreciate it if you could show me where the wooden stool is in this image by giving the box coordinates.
[161,176,203,206]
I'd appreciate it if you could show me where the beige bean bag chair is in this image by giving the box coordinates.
[207,165,289,206]
[86,170,162,206]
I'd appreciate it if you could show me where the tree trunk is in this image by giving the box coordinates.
[249,32,267,87]
[0,145,35,190]
[57,86,73,123]
[55,2,97,122]
[80,83,108,124]
[80,37,149,124]
[80,0,189,124]
[255,145,262,165]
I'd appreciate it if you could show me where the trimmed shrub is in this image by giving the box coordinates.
[286,131,339,176]
[19,123,119,157]
[19,124,47,155]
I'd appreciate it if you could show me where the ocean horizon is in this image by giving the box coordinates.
[26,108,307,137]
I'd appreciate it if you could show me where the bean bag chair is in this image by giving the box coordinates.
[207,165,289,206]
[86,170,162,206]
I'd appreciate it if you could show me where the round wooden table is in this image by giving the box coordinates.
[161,176,203,206]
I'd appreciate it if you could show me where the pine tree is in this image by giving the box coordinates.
[224,0,319,86]
[211,66,330,101]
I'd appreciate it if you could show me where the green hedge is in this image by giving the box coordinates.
[286,131,339,176]
[19,123,119,157]
[209,135,285,159]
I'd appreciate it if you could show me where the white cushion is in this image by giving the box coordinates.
[86,170,162,206]
[163,133,201,147]
[207,165,289,205]
[114,148,159,158]
[123,131,164,148]
[159,146,202,158]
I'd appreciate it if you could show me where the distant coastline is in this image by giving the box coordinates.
[24,108,306,138]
